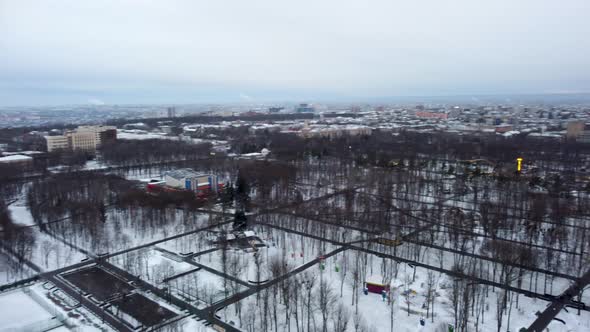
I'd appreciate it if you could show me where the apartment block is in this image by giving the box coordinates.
[45,125,117,152]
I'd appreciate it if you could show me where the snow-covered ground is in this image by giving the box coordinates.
[109,248,196,284]
[117,131,176,140]
[82,160,108,170]
[7,196,35,226]
[0,288,54,330]
[2,158,588,332]
[45,208,213,257]
[173,316,216,331]
[219,249,590,332]
[168,268,247,308]
[194,225,340,283]
[156,229,221,255]
[0,252,36,285]
[7,203,35,226]
[0,227,87,285]
[0,284,110,332]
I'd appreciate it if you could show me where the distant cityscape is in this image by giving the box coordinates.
[2,93,590,129]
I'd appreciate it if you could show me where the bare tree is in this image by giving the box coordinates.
[317,278,337,332]
[425,271,439,322]
[353,310,369,332]
[331,302,350,332]
[300,271,318,332]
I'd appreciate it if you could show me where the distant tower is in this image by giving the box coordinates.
[167,107,176,118]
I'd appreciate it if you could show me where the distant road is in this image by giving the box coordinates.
[526,268,590,332]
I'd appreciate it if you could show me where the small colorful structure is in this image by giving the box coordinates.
[318,255,326,270]
[146,169,223,200]
[364,275,390,294]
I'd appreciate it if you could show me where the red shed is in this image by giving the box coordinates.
[365,275,389,294]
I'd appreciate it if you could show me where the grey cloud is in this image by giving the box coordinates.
[0,0,589,105]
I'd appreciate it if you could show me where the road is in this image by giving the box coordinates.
[154,247,253,289]
[526,267,590,332]
[267,209,577,282]
[208,246,348,312]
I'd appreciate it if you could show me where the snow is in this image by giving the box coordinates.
[174,317,216,331]
[0,252,35,285]
[117,130,176,140]
[2,157,588,331]
[46,326,72,332]
[28,283,112,332]
[0,154,32,163]
[156,229,222,254]
[168,268,247,308]
[83,160,108,170]
[0,283,109,331]
[109,248,196,284]
[29,230,88,272]
[194,224,339,283]
[219,249,590,332]
[365,274,385,285]
[7,202,35,226]
[0,289,54,330]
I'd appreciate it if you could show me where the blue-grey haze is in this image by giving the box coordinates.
[0,0,589,106]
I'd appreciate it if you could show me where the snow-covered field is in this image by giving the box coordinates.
[0,288,54,330]
[2,157,589,332]
[0,253,35,285]
[109,248,196,284]
[117,131,176,140]
[219,249,590,332]
[194,225,340,283]
[0,284,109,332]
[7,202,35,226]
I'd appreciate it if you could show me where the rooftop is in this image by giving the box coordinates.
[0,154,33,163]
[164,168,211,180]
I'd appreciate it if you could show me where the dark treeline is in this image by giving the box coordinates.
[0,150,94,182]
[0,199,35,275]
[117,188,206,210]
[0,123,77,151]
[237,130,590,170]
[98,139,212,166]
[0,139,213,184]
[27,173,135,229]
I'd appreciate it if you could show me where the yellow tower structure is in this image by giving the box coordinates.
[516,157,523,172]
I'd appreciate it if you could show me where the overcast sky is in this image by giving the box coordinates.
[1,0,589,106]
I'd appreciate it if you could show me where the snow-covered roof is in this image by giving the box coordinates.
[0,155,33,163]
[365,275,384,285]
[243,231,255,237]
[164,169,211,180]
[502,131,521,137]
[2,151,42,156]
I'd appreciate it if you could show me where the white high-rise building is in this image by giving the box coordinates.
[45,125,117,152]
